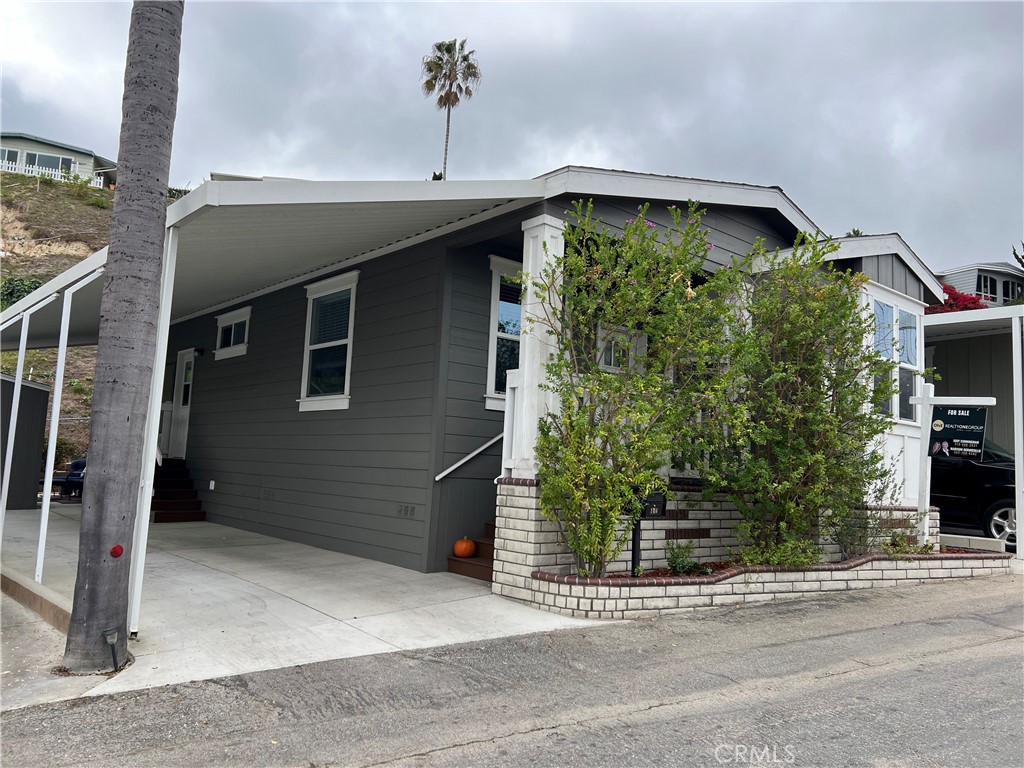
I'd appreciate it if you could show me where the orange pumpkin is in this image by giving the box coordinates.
[453,537,476,558]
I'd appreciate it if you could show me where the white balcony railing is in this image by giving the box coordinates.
[0,159,104,188]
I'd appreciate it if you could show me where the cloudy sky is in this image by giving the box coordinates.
[2,1,1021,272]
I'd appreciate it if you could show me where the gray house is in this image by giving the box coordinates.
[934,261,1024,307]
[2,167,819,576]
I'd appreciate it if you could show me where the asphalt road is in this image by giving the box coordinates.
[2,576,1022,768]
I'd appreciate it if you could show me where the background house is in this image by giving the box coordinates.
[0,132,117,188]
[935,261,1024,307]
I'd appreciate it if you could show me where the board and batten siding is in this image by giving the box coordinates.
[165,245,443,571]
[861,254,926,302]
[930,333,1017,451]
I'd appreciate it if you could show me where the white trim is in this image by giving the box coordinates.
[298,394,351,412]
[826,234,944,303]
[37,268,104,584]
[486,256,523,409]
[214,305,251,361]
[129,226,179,634]
[299,271,359,411]
[922,303,1024,328]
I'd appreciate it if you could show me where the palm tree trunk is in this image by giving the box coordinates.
[442,106,452,180]
[63,0,184,673]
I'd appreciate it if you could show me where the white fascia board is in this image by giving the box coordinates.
[203,178,546,209]
[922,303,1024,329]
[0,247,108,323]
[542,166,819,234]
[866,279,927,310]
[937,261,1024,280]
[165,182,216,227]
[826,235,944,301]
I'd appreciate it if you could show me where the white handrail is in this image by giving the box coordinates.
[434,432,504,482]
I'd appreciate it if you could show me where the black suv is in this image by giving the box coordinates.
[932,442,1016,548]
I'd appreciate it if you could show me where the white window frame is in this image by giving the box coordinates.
[0,148,18,164]
[977,274,998,303]
[214,306,251,361]
[298,271,359,412]
[872,290,922,425]
[485,255,523,411]
[25,151,75,175]
[597,324,646,373]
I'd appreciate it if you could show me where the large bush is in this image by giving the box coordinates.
[531,201,743,577]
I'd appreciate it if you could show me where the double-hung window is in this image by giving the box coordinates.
[214,306,250,360]
[597,324,646,373]
[486,256,522,410]
[873,299,919,422]
[298,271,359,412]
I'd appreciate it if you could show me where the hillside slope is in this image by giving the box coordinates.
[1,171,115,462]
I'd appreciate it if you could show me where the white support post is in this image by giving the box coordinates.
[910,385,997,547]
[511,214,563,479]
[128,226,178,635]
[36,269,105,583]
[0,293,59,535]
[1011,315,1023,571]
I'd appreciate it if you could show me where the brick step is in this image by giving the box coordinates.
[472,537,494,561]
[153,509,206,523]
[446,556,493,583]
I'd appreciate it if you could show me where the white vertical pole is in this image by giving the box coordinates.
[1011,315,1023,569]
[513,214,563,479]
[36,269,105,583]
[128,226,178,635]
[916,383,934,546]
[1,293,59,535]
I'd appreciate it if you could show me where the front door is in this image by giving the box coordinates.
[169,348,195,458]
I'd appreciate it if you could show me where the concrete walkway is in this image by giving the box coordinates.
[1,506,595,711]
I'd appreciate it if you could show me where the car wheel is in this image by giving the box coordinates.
[984,500,1016,546]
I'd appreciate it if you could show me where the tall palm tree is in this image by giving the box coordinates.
[421,39,481,180]
[63,0,184,673]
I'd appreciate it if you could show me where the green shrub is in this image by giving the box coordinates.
[42,435,78,471]
[87,196,112,209]
[0,276,43,310]
[665,541,702,576]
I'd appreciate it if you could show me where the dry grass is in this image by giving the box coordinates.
[1,171,113,459]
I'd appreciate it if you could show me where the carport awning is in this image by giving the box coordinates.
[0,178,545,350]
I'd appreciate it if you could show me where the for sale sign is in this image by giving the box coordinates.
[928,407,988,460]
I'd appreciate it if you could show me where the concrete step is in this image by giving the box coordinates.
[446,556,493,583]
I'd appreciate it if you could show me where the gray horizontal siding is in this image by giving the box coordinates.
[166,244,443,571]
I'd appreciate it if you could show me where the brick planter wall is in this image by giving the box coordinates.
[492,477,966,618]
[530,553,1013,620]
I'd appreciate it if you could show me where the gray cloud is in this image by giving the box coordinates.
[2,1,1020,271]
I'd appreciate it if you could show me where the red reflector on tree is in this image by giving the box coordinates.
[110,545,124,558]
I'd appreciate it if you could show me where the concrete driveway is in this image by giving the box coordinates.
[1,505,595,710]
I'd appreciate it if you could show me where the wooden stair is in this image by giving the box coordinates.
[152,458,205,523]
[447,521,495,582]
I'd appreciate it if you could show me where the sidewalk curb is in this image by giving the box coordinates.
[1,566,71,634]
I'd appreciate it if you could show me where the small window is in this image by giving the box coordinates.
[1003,280,1024,302]
[486,256,523,410]
[0,148,18,165]
[597,324,646,373]
[214,306,251,360]
[298,271,359,412]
